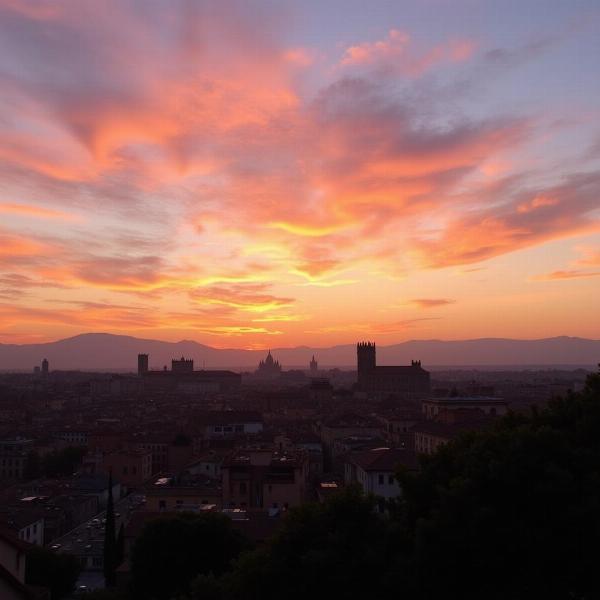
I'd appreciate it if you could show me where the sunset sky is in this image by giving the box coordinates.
[1,0,599,348]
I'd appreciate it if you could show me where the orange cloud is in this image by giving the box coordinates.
[575,247,600,267]
[0,202,78,221]
[0,231,47,257]
[410,298,456,308]
[533,270,600,281]
[190,283,294,313]
[416,173,600,268]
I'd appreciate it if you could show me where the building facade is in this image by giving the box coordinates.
[356,342,430,399]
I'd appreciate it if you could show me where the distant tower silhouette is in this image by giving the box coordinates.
[256,350,282,378]
[357,342,376,388]
[41,358,49,375]
[171,356,194,373]
[310,355,318,374]
[137,353,149,376]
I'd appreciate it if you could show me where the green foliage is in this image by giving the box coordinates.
[130,512,247,600]
[25,546,81,600]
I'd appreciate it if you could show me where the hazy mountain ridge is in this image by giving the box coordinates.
[0,333,599,371]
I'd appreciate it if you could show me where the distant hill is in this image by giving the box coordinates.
[0,333,599,371]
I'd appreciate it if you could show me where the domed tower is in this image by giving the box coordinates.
[357,342,376,389]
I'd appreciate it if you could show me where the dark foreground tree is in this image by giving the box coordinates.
[396,370,600,600]
[25,546,81,600]
[130,512,247,600]
[103,471,117,587]
[207,485,402,600]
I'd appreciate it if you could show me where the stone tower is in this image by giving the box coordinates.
[138,353,149,376]
[357,341,376,388]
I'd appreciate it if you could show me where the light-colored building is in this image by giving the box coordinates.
[198,412,264,440]
[143,476,222,512]
[344,447,418,500]
[0,530,38,600]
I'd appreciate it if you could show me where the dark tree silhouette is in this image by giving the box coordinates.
[213,485,401,600]
[394,369,600,600]
[25,546,81,600]
[103,471,117,587]
[130,512,247,600]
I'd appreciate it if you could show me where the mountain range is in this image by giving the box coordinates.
[0,333,599,371]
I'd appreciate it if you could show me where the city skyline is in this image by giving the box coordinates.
[1,0,599,348]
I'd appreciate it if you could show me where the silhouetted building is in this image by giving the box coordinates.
[422,396,508,419]
[139,354,241,392]
[137,353,149,376]
[41,358,49,375]
[172,356,194,373]
[356,342,430,399]
[256,350,282,379]
[222,447,309,509]
[309,355,318,374]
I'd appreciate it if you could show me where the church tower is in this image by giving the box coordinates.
[357,342,376,389]
[138,353,149,376]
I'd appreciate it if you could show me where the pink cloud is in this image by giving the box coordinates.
[340,29,476,75]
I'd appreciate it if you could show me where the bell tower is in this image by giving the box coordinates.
[357,342,376,389]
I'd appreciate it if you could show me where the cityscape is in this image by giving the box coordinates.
[0,1,599,600]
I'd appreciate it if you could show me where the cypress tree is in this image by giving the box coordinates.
[116,522,125,567]
[103,470,117,587]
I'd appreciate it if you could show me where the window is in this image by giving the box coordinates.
[159,500,166,511]
[235,425,243,433]
[378,474,384,485]
[388,475,394,485]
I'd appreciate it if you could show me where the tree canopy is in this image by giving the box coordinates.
[394,370,600,600]
[25,546,81,600]
[130,512,248,600]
